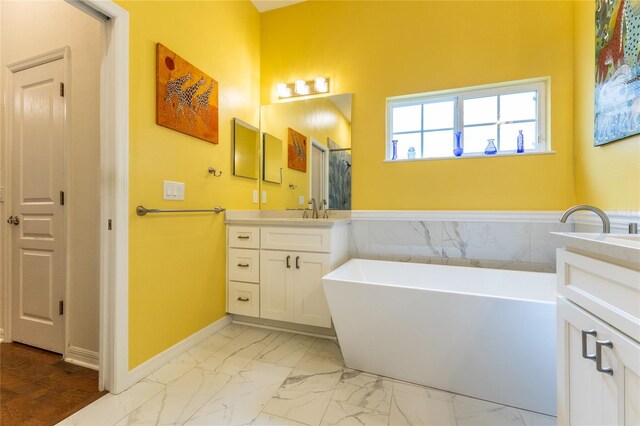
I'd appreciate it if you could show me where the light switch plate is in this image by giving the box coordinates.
[253,190,259,203]
[298,195,305,205]
[262,191,267,203]
[0,186,4,202]
[163,181,185,200]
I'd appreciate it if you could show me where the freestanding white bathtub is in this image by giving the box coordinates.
[322,259,556,416]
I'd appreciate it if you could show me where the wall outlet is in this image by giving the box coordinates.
[298,195,305,205]
[252,190,259,203]
[163,181,185,200]
[262,191,267,203]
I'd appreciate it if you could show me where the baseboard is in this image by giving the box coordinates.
[65,346,99,370]
[127,314,232,387]
[232,315,337,339]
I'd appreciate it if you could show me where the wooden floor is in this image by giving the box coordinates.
[1,342,107,425]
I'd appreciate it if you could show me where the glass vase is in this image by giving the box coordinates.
[453,131,463,157]
[484,138,497,155]
[391,139,398,160]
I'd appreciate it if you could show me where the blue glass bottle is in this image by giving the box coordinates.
[391,140,398,160]
[453,131,463,157]
[484,138,497,155]
[517,130,524,153]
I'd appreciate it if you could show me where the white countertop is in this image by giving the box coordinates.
[552,232,640,266]
[224,210,351,227]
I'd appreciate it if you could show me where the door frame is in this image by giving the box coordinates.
[309,138,329,205]
[3,47,71,356]
[81,0,130,394]
[1,0,130,393]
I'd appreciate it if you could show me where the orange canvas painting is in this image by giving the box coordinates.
[287,128,307,172]
[156,43,219,144]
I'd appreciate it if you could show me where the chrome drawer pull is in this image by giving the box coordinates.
[237,263,250,268]
[237,297,250,302]
[581,329,597,362]
[595,340,613,376]
[237,235,250,240]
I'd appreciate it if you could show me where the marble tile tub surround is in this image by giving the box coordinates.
[348,210,640,273]
[59,323,555,426]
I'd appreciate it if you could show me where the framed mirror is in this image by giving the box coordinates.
[233,118,259,179]
[260,94,352,210]
[263,133,283,184]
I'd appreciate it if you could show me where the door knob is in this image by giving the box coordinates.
[6,216,19,225]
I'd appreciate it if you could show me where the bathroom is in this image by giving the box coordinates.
[0,0,639,425]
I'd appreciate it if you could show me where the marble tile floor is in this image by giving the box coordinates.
[58,323,556,426]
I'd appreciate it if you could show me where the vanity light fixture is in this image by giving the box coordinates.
[277,77,330,99]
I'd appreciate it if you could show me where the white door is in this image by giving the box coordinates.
[293,252,331,328]
[9,58,66,354]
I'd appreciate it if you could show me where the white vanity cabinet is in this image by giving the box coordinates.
[555,238,640,426]
[260,249,331,327]
[226,219,349,329]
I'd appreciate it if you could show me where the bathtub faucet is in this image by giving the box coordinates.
[560,204,610,233]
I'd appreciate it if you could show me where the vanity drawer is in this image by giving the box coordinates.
[557,249,640,342]
[229,226,260,249]
[228,281,259,317]
[228,248,259,283]
[261,227,331,253]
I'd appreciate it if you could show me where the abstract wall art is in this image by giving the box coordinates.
[594,0,640,145]
[156,43,219,144]
[287,127,307,172]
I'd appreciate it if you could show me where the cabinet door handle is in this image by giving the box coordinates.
[595,340,614,376]
[237,297,250,302]
[581,329,597,362]
[286,255,291,269]
[237,235,250,240]
[295,256,300,269]
[237,263,250,268]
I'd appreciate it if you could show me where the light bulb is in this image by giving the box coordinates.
[314,77,328,93]
[277,83,292,98]
[295,80,309,95]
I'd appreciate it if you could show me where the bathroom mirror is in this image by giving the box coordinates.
[263,133,283,184]
[233,118,259,179]
[260,94,352,210]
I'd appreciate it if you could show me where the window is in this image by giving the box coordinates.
[386,79,548,160]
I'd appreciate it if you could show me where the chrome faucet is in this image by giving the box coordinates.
[560,204,610,233]
[309,198,319,219]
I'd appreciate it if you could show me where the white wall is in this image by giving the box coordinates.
[0,0,102,356]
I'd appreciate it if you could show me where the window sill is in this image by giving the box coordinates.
[383,150,556,163]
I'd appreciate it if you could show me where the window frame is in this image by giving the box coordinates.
[386,78,549,161]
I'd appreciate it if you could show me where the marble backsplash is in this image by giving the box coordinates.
[348,219,573,273]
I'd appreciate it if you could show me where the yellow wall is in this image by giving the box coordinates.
[261,1,576,210]
[261,97,351,209]
[116,0,260,368]
[574,1,640,210]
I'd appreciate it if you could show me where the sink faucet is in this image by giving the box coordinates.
[309,198,319,219]
[560,204,610,233]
